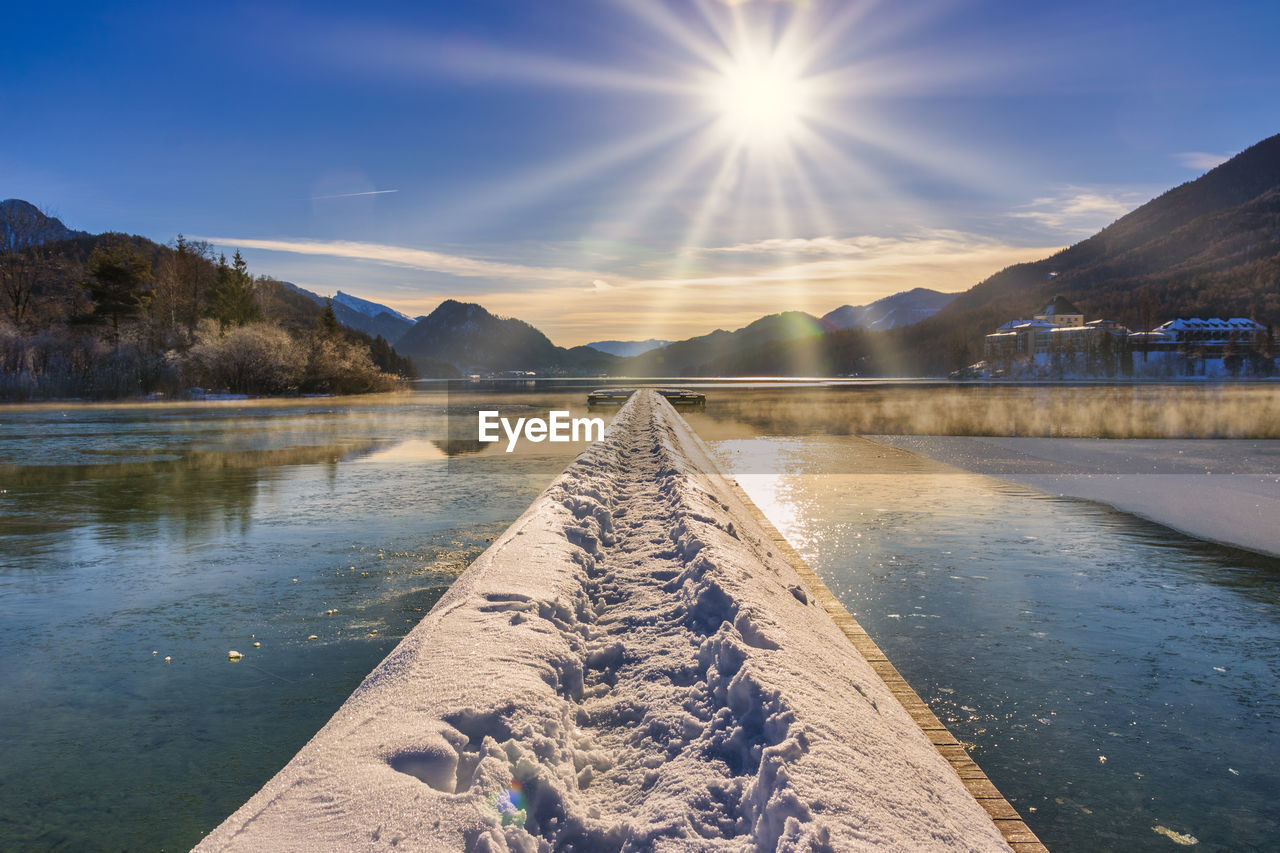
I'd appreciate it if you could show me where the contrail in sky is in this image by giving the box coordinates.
[310,189,399,200]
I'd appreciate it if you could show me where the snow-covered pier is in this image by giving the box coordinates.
[197,391,1042,852]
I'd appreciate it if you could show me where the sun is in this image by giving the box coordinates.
[709,51,810,149]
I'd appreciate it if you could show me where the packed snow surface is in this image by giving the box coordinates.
[874,435,1280,557]
[196,392,1010,852]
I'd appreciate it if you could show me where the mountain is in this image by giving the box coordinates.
[724,132,1280,376]
[586,338,672,357]
[279,282,416,343]
[395,299,618,374]
[616,311,826,376]
[1,199,88,251]
[332,290,413,323]
[823,288,956,331]
[888,132,1280,373]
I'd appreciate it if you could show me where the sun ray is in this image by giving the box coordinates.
[612,0,725,64]
[808,108,1002,194]
[675,136,749,273]
[789,122,920,216]
[589,123,736,252]
[777,139,838,239]
[419,114,712,235]
[316,0,1019,346]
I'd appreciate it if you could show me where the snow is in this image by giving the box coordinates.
[333,290,413,323]
[873,436,1280,557]
[196,391,1011,852]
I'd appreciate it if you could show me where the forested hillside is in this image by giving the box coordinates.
[0,204,419,400]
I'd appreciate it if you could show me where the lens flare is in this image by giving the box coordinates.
[488,779,527,827]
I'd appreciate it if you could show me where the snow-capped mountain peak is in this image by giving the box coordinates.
[332,290,412,323]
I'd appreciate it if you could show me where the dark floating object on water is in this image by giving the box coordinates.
[586,388,634,406]
[587,388,706,408]
[655,388,706,408]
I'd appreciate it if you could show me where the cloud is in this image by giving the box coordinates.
[194,236,604,285]
[1009,189,1144,236]
[1174,151,1233,171]
[661,230,1060,290]
[310,189,399,200]
[690,230,1008,260]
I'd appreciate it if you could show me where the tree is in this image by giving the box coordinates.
[0,246,52,326]
[171,234,214,334]
[368,334,418,378]
[81,238,153,345]
[209,251,261,328]
[948,334,972,372]
[1223,334,1243,377]
[317,299,340,337]
[183,320,306,394]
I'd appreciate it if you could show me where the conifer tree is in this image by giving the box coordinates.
[210,250,261,328]
[82,238,153,345]
[318,299,341,337]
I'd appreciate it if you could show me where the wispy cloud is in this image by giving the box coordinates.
[1174,151,1233,171]
[663,230,1061,291]
[689,229,1011,260]
[194,236,610,286]
[310,189,399,200]
[1009,188,1145,236]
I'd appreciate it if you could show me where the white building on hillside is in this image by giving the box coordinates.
[982,298,1276,378]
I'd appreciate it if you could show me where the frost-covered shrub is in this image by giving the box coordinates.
[182,320,306,394]
[302,333,396,395]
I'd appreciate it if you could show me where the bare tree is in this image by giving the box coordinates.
[0,249,39,325]
[0,202,68,326]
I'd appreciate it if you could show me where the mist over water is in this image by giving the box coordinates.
[711,434,1280,852]
[0,395,585,851]
[684,382,1280,440]
[1,382,1276,850]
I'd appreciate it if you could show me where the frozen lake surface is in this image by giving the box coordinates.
[0,393,586,850]
[710,434,1280,852]
[2,383,1277,850]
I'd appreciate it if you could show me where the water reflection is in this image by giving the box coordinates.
[713,436,1280,852]
[0,396,584,852]
[0,443,387,548]
[3,384,1277,851]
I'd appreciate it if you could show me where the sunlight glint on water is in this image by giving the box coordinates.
[713,435,1280,853]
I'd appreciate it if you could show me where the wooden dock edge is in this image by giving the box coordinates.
[724,476,1050,853]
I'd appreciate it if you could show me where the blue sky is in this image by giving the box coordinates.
[4,0,1278,343]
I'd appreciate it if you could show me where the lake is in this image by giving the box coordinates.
[1,382,1277,850]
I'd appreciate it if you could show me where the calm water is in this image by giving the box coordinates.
[709,435,1280,852]
[0,392,594,851]
[2,383,1277,851]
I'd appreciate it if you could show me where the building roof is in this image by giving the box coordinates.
[1037,294,1082,316]
[1154,317,1264,332]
